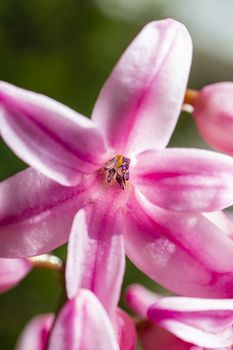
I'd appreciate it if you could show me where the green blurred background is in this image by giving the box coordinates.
[0,0,233,348]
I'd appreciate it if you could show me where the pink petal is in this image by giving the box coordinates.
[65,200,125,315]
[125,284,161,317]
[48,289,119,350]
[0,258,31,293]
[148,297,233,348]
[138,322,193,350]
[113,308,137,350]
[92,19,192,155]
[15,314,54,350]
[133,148,233,212]
[127,285,233,348]
[193,82,233,156]
[0,82,107,186]
[0,168,93,257]
[204,211,233,240]
[191,347,230,350]
[124,191,233,298]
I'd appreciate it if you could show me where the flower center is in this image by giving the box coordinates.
[104,155,131,190]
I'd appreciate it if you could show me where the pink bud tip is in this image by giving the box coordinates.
[193,82,233,156]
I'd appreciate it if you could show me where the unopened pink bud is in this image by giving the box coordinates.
[48,289,119,350]
[193,82,233,155]
[113,308,137,350]
[15,314,54,350]
[0,258,31,293]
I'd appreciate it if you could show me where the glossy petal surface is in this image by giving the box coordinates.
[0,82,107,186]
[66,199,125,314]
[125,285,232,350]
[16,314,54,350]
[92,19,192,155]
[148,297,233,348]
[133,148,233,212]
[0,258,31,293]
[204,211,233,239]
[124,191,233,298]
[48,290,119,350]
[0,168,93,257]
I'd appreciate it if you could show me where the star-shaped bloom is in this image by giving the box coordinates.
[1,19,233,315]
[126,284,233,350]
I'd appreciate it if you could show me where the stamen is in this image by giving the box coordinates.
[104,155,130,190]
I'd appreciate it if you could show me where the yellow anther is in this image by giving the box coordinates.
[115,155,124,170]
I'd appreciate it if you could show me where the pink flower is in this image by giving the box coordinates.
[1,19,233,313]
[126,284,233,350]
[15,289,136,350]
[48,290,120,350]
[136,322,230,350]
[137,322,196,350]
[0,258,31,293]
[113,308,137,350]
[192,83,233,156]
[15,314,54,350]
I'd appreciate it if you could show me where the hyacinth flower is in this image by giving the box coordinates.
[1,19,233,316]
[132,322,231,350]
[184,83,233,156]
[126,284,233,350]
[15,314,54,350]
[0,258,31,293]
[51,305,136,350]
[16,289,136,350]
[135,323,198,350]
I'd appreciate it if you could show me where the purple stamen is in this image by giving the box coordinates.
[104,155,131,190]
[107,168,116,183]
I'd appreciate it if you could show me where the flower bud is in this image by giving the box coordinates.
[193,82,233,155]
[48,289,119,350]
[0,258,31,293]
[113,308,137,350]
[15,314,54,350]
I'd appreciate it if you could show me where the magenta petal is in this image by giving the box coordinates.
[113,308,137,350]
[125,284,161,317]
[92,19,192,155]
[133,148,233,212]
[124,191,233,298]
[0,82,107,186]
[203,211,233,240]
[15,314,54,350]
[126,284,233,349]
[0,168,92,257]
[191,347,231,350]
[138,323,194,350]
[0,258,31,293]
[65,202,125,315]
[48,290,119,350]
[148,297,233,348]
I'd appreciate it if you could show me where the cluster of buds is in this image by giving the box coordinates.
[0,17,232,350]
